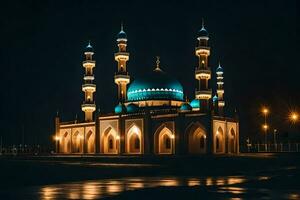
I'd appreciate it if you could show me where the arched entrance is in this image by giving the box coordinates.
[101,127,119,154]
[228,128,236,153]
[72,131,83,153]
[125,125,142,154]
[86,130,95,153]
[215,127,224,153]
[188,127,207,154]
[154,126,174,155]
[61,131,71,153]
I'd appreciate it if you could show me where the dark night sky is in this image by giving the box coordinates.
[0,0,299,146]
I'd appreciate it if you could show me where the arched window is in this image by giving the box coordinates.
[165,137,171,149]
[216,137,220,150]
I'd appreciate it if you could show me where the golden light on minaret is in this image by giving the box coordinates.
[81,41,96,121]
[216,62,225,115]
[114,23,130,102]
[194,19,212,111]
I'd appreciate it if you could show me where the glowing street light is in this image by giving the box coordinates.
[262,108,269,115]
[262,124,268,130]
[261,107,269,151]
[289,112,299,123]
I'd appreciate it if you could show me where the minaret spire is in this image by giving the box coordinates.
[154,56,162,71]
[194,21,211,112]
[81,41,96,121]
[114,24,130,102]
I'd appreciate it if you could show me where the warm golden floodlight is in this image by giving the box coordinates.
[53,136,60,141]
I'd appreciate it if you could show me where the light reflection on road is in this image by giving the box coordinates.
[39,176,246,199]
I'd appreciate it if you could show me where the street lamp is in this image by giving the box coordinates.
[289,112,298,123]
[262,107,269,151]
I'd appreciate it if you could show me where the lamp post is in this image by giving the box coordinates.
[262,108,269,151]
[289,112,299,152]
[273,129,277,151]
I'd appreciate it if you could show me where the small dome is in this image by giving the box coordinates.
[114,103,126,114]
[216,64,223,74]
[86,42,93,52]
[117,30,127,41]
[126,103,139,113]
[190,99,201,109]
[213,95,218,102]
[198,27,209,38]
[180,103,192,111]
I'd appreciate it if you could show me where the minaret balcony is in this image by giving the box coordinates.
[82,84,96,92]
[195,90,212,100]
[83,60,96,68]
[218,101,225,107]
[114,52,129,61]
[195,47,210,56]
[84,75,95,81]
[195,69,211,79]
[217,89,224,94]
[81,103,96,112]
[114,74,130,84]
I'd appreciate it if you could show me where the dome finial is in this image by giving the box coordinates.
[121,22,124,31]
[202,18,205,29]
[155,56,162,71]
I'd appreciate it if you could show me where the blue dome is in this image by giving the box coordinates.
[126,103,139,113]
[198,27,209,38]
[180,103,192,111]
[190,99,201,109]
[127,69,184,102]
[213,95,218,102]
[117,30,127,41]
[114,103,126,114]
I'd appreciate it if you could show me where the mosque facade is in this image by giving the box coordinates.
[54,23,239,155]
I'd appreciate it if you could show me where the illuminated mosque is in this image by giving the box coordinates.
[54,23,239,155]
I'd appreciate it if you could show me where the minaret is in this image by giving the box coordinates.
[216,62,225,115]
[195,20,212,111]
[114,24,130,102]
[81,42,96,121]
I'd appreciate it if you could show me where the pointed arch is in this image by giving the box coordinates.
[61,131,71,153]
[86,130,95,153]
[186,122,207,154]
[125,124,142,154]
[215,127,224,153]
[154,124,175,154]
[72,130,83,153]
[228,128,236,153]
[101,126,119,154]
